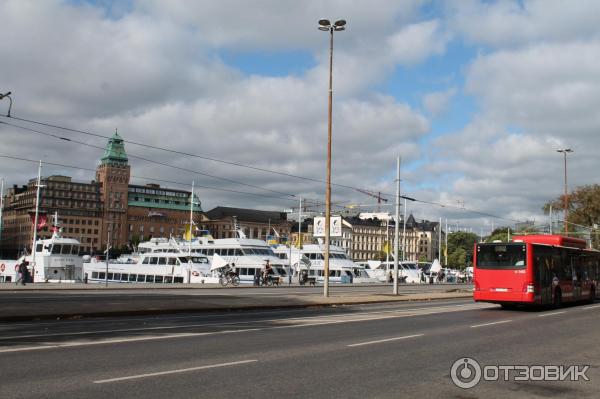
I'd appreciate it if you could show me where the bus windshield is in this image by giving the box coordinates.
[477,244,526,269]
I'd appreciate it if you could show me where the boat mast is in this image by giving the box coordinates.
[31,161,43,280]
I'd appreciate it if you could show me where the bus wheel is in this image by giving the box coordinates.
[553,288,562,308]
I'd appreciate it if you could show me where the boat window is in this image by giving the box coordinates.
[121,274,129,281]
[164,276,173,283]
[192,257,208,264]
[71,246,79,255]
[158,257,167,265]
[98,272,105,279]
[206,249,214,256]
[214,249,222,255]
[146,275,154,283]
[155,275,163,283]
[149,257,158,265]
[234,249,243,256]
[113,273,121,281]
[61,245,72,255]
[129,274,137,282]
[276,267,286,276]
[107,273,114,280]
[142,257,150,264]
[174,277,184,283]
[36,244,43,253]
[137,274,145,282]
[178,257,190,264]
[52,245,62,254]
[92,272,98,279]
[168,258,177,265]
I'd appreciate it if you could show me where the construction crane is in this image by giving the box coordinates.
[355,189,389,212]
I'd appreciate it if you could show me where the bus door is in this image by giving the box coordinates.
[534,247,553,305]
[571,253,582,300]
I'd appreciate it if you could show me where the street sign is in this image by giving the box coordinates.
[313,216,342,238]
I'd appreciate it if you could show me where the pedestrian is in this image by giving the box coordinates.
[388,270,393,283]
[18,261,29,286]
[288,268,292,285]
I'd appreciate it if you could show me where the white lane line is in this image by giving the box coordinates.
[537,311,566,317]
[582,305,600,310]
[347,334,424,347]
[470,320,512,328]
[0,304,490,353]
[93,359,258,384]
[0,303,491,341]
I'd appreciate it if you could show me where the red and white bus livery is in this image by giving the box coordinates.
[474,235,599,307]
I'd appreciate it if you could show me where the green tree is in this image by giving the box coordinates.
[543,184,600,248]
[486,227,511,243]
[446,231,479,269]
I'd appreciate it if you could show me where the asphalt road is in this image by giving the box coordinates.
[1,298,598,398]
[0,283,472,320]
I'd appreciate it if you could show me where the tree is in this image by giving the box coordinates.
[486,227,511,243]
[543,184,600,248]
[446,231,479,269]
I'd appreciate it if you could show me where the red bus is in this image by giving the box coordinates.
[474,235,599,308]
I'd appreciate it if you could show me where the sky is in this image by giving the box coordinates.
[1,0,600,235]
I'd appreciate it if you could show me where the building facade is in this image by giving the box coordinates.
[203,207,292,240]
[0,132,203,257]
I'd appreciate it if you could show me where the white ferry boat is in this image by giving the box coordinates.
[0,229,84,283]
[83,252,211,284]
[272,243,377,284]
[356,260,425,283]
[136,231,289,284]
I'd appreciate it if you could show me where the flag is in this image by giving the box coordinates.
[183,224,193,241]
[296,233,303,249]
[382,241,392,255]
[29,213,47,231]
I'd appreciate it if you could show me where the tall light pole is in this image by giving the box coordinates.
[318,18,346,297]
[556,148,573,235]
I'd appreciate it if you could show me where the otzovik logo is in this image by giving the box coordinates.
[450,357,590,389]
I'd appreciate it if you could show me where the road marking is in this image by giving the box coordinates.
[582,305,600,310]
[537,311,566,317]
[470,320,512,328]
[0,303,490,352]
[0,303,491,341]
[347,334,424,347]
[93,359,258,384]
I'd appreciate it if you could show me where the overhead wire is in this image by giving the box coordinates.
[0,115,526,224]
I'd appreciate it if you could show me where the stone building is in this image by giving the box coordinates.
[203,206,292,240]
[0,132,202,257]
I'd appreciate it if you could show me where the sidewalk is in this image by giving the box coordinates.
[0,284,473,321]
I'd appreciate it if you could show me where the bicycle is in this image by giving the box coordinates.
[219,271,240,286]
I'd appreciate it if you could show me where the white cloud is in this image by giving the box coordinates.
[422,87,457,116]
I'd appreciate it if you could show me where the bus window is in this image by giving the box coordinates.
[477,244,526,269]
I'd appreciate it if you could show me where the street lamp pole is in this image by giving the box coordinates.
[556,148,573,235]
[319,18,346,298]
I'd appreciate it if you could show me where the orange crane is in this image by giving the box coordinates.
[355,189,389,212]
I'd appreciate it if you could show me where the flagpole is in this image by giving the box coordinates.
[31,161,43,282]
[393,156,400,295]
[189,181,194,257]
